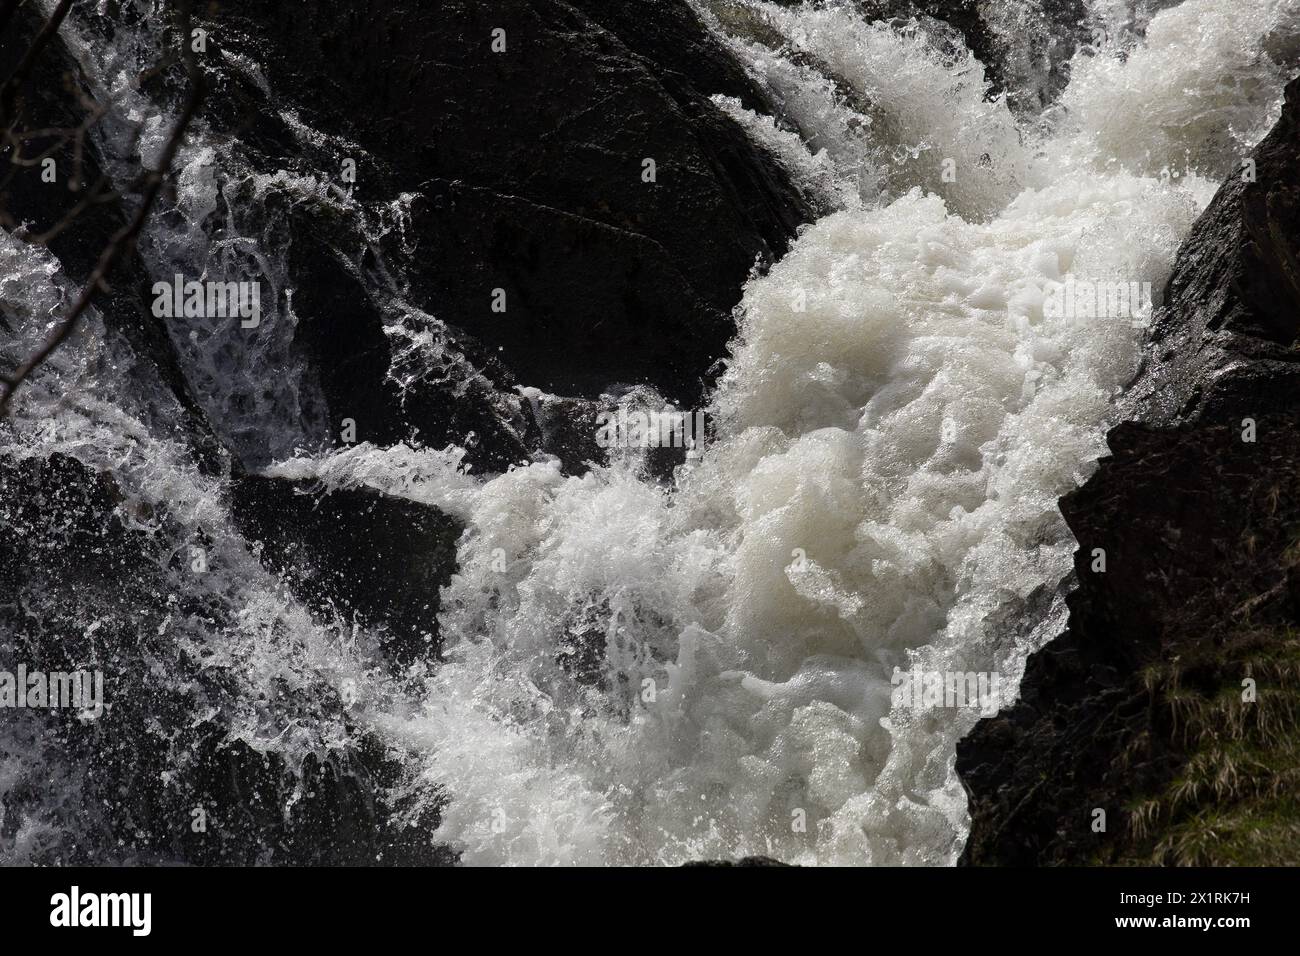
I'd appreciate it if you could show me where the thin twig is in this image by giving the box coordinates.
[0,0,72,131]
[0,0,206,418]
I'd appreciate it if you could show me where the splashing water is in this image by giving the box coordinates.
[3,0,1298,865]
[350,0,1294,865]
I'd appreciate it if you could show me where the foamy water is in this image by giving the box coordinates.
[366,0,1297,865]
[2,0,1298,865]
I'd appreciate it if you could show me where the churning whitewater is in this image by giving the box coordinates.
[303,0,1300,865]
[3,0,1299,865]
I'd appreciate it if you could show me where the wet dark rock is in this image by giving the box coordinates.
[518,391,608,475]
[278,198,533,474]
[398,178,740,402]
[0,452,448,865]
[194,0,812,469]
[230,475,462,668]
[683,856,791,866]
[958,77,1300,866]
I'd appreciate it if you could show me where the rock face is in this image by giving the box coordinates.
[958,77,1300,866]
[196,0,813,468]
[230,476,461,667]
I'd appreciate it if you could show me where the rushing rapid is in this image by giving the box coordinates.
[2,0,1298,865]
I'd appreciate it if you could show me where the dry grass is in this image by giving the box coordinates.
[1119,629,1300,864]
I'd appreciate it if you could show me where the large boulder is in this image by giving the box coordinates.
[230,475,461,668]
[190,0,813,468]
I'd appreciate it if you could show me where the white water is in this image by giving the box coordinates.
[0,226,383,861]
[360,0,1294,865]
[2,0,1297,865]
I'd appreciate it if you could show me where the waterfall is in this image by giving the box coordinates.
[2,0,1297,865]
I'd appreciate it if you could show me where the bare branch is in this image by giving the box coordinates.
[0,0,72,131]
[0,0,207,419]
